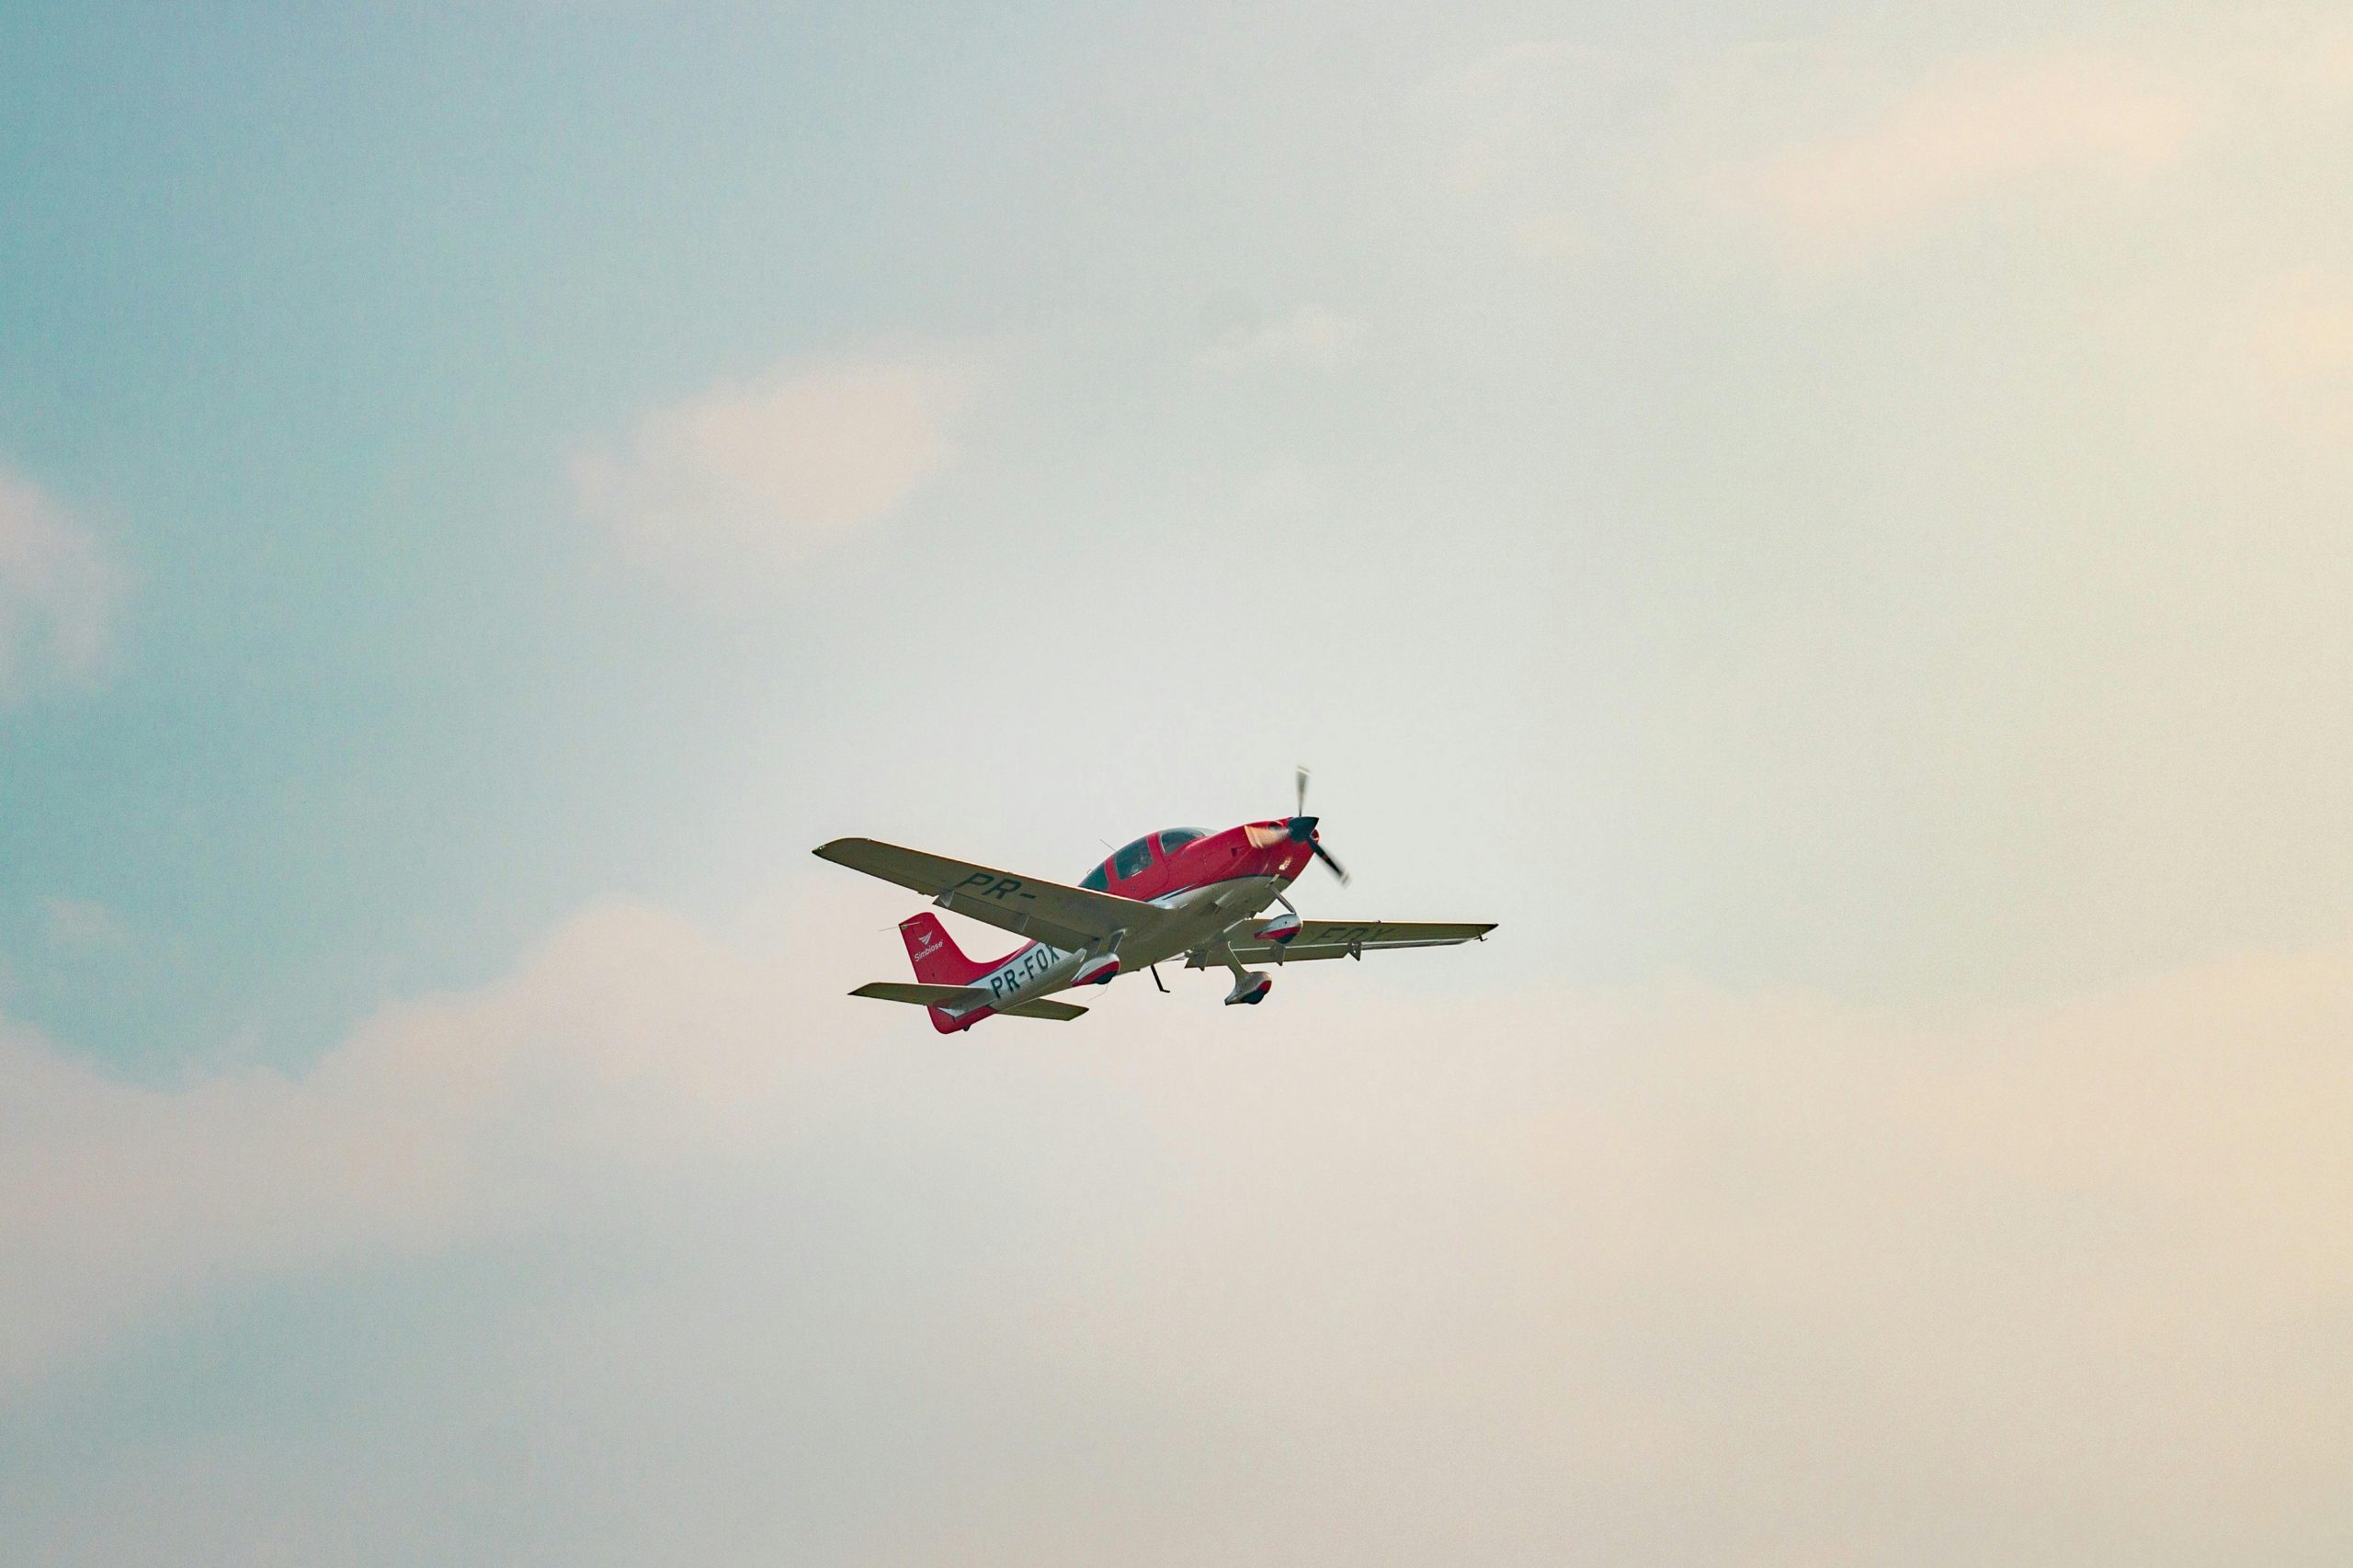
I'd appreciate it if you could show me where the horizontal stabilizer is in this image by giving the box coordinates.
[996,998,1087,1021]
[850,981,990,1008]
[848,983,1088,1022]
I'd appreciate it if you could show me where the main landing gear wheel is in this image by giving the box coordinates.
[1223,971,1273,1006]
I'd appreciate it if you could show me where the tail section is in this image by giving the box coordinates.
[848,980,1088,1032]
[899,913,993,986]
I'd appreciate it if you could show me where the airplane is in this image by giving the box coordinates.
[813,770,1496,1032]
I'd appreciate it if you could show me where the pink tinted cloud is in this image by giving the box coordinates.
[0,900,829,1385]
[1728,52,2205,265]
[6,889,2353,1553]
[572,354,972,593]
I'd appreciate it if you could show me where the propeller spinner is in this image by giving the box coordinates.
[1286,766,1348,883]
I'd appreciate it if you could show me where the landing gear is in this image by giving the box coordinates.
[1222,957,1273,1006]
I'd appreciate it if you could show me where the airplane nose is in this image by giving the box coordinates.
[1286,815,1318,842]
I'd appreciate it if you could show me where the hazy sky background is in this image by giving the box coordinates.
[6,2,2353,1562]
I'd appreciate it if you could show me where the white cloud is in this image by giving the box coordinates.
[1419,34,2353,274]
[2246,269,2353,377]
[1719,51,2206,267]
[0,896,855,1389]
[0,466,122,699]
[6,883,2353,1559]
[571,354,971,590]
[1428,40,1611,195]
[2220,265,2353,439]
[1195,303,1365,371]
[1414,40,1648,267]
[40,897,124,952]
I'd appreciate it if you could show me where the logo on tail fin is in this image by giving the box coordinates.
[899,912,999,986]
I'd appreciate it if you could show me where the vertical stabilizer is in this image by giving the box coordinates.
[898,913,995,986]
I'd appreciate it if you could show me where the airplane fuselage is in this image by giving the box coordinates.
[956,871,1294,1019]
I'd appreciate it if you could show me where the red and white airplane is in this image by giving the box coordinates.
[814,770,1495,1031]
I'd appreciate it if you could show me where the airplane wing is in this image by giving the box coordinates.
[849,982,1088,1020]
[815,836,1171,954]
[1187,919,1496,968]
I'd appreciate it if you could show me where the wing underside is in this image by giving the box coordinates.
[815,836,1166,953]
[1188,919,1496,968]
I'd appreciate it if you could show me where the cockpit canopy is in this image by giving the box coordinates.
[1079,828,1208,891]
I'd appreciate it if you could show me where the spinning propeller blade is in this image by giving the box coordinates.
[1288,766,1347,883]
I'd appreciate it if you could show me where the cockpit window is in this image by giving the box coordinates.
[1156,827,1206,854]
[1111,836,1154,881]
[1079,863,1109,892]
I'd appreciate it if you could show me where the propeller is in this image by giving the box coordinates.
[1287,766,1349,884]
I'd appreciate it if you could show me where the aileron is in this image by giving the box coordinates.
[1193,920,1497,968]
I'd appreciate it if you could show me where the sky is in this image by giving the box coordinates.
[4,1,2353,1562]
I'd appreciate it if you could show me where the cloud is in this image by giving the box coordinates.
[40,897,124,952]
[2245,269,2353,377]
[0,899,830,1388]
[1722,51,2205,266]
[1418,39,2219,275]
[1414,40,1651,266]
[6,883,2353,1560]
[1427,40,1613,195]
[0,466,122,699]
[2220,266,2353,438]
[1194,301,1365,372]
[571,354,971,590]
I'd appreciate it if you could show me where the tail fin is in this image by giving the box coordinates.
[899,913,993,985]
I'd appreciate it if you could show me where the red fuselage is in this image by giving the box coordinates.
[1077,821,1317,903]
[911,820,1320,1032]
